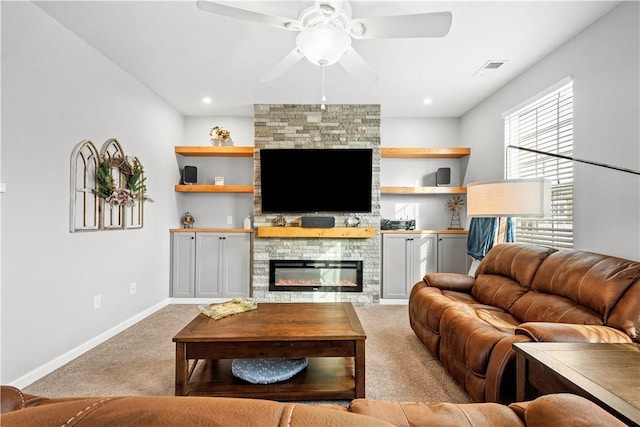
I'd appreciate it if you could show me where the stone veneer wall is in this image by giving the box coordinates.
[252,104,381,304]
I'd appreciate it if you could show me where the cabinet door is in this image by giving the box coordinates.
[413,233,438,282]
[195,233,223,298]
[220,233,251,298]
[171,232,196,297]
[438,234,469,274]
[383,233,437,299]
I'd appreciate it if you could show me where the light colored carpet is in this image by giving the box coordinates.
[23,304,470,404]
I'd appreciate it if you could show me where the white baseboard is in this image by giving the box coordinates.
[9,299,170,389]
[379,299,409,305]
[169,298,231,305]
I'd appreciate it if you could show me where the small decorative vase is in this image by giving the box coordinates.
[211,137,233,146]
[273,214,287,227]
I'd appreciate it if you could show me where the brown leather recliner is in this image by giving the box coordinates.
[0,386,626,426]
[409,243,640,403]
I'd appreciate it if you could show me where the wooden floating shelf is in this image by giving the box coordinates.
[170,228,253,233]
[381,229,468,235]
[257,227,376,239]
[381,147,470,158]
[175,146,254,157]
[381,186,467,195]
[175,185,254,193]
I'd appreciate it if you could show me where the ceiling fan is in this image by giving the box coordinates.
[196,1,452,83]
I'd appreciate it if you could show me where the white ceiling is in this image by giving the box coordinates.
[35,1,620,118]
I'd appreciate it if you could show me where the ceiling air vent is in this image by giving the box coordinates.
[473,60,507,77]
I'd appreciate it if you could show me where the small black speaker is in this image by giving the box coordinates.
[182,166,197,184]
[436,167,451,186]
[301,216,335,228]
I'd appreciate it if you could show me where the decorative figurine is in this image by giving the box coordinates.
[182,212,195,229]
[346,215,361,227]
[273,214,287,227]
[447,196,464,230]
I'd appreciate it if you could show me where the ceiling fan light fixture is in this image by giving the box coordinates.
[296,25,351,66]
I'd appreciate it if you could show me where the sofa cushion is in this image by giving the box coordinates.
[472,275,529,313]
[475,244,557,289]
[529,250,640,320]
[510,292,604,325]
[350,399,525,427]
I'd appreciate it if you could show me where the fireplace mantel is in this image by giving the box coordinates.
[256,227,376,239]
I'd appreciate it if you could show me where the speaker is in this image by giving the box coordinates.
[182,166,197,184]
[436,167,451,186]
[301,216,335,228]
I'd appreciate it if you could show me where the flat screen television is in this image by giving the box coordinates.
[260,148,373,213]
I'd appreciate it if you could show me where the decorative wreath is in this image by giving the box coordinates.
[93,156,152,206]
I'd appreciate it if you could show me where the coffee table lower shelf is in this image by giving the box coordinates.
[185,357,356,400]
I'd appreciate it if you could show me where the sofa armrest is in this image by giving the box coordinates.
[515,322,632,343]
[509,394,626,427]
[1,386,46,414]
[423,273,475,293]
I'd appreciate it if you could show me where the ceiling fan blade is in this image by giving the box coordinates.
[349,11,452,39]
[196,1,300,31]
[338,47,379,83]
[260,48,305,82]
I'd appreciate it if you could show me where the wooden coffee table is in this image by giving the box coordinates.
[173,302,366,400]
[514,342,640,426]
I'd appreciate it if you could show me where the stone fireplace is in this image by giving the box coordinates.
[252,104,381,304]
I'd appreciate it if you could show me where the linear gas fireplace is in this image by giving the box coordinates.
[269,260,363,292]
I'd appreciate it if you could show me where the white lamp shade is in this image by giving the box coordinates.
[296,25,351,66]
[467,179,551,217]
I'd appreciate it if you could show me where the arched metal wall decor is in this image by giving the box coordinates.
[70,138,150,232]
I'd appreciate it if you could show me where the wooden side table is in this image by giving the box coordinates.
[513,342,640,426]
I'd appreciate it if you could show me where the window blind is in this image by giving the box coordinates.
[504,81,574,250]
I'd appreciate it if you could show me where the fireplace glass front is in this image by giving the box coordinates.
[269,260,363,292]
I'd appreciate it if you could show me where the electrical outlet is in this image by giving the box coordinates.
[93,294,102,310]
[227,215,233,225]
[129,282,137,295]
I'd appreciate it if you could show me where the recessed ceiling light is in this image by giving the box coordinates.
[423,98,433,105]
[202,97,212,104]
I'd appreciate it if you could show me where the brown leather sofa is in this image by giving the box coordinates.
[409,243,640,404]
[0,385,625,426]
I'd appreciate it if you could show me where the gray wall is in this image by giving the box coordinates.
[1,2,182,384]
[460,2,639,260]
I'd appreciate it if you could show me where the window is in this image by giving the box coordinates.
[504,78,573,250]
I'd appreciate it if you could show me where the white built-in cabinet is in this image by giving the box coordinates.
[382,232,469,299]
[382,233,437,299]
[170,230,251,298]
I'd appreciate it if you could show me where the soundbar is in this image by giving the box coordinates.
[300,216,335,228]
